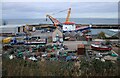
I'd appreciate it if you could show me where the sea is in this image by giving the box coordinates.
[1,18,118,25]
[0,18,119,38]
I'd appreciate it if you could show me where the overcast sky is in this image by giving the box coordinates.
[1,0,120,2]
[2,1,118,19]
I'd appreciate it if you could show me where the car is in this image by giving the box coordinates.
[116,43,120,47]
[63,45,68,50]
[47,31,50,32]
[41,31,45,33]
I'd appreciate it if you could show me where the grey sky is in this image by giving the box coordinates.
[2,0,119,2]
[2,2,118,19]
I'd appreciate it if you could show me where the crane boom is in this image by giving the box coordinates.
[46,14,61,27]
[46,8,72,27]
[66,8,71,22]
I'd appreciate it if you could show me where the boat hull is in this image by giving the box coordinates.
[63,26,91,33]
[76,26,91,32]
[91,45,112,51]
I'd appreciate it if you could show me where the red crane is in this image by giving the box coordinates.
[46,14,62,27]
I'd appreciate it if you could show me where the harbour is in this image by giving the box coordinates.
[1,2,120,77]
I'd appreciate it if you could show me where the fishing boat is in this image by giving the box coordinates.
[91,42,112,51]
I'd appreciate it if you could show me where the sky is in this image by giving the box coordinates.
[1,0,120,2]
[1,0,119,19]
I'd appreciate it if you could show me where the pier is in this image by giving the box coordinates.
[28,24,120,29]
[76,24,119,29]
[90,24,120,29]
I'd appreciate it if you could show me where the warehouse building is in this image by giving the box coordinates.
[0,24,34,36]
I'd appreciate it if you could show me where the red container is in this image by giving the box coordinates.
[77,44,85,55]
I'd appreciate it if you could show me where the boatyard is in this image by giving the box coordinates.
[1,3,120,76]
[1,29,119,61]
[1,24,120,76]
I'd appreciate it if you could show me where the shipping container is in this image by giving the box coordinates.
[77,44,85,55]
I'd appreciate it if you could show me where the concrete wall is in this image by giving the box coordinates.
[0,27,18,34]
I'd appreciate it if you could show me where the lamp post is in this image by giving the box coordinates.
[88,24,92,46]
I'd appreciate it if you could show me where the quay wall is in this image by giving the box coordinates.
[29,24,120,29]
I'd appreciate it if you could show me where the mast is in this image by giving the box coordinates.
[65,8,71,22]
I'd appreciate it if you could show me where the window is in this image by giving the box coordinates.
[56,33,59,36]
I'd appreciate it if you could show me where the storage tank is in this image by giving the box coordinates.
[77,44,85,55]
[32,27,36,32]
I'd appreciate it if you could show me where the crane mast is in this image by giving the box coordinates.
[66,8,71,22]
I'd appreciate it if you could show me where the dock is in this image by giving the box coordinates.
[90,24,120,29]
[28,24,120,29]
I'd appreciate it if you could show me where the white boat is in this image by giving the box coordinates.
[109,29,120,32]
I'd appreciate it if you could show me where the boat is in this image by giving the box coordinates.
[62,8,91,32]
[46,8,91,33]
[109,29,120,32]
[91,42,112,51]
[62,22,91,32]
[75,25,91,32]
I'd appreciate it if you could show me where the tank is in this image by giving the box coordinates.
[32,27,36,31]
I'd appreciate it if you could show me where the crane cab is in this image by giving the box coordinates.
[62,22,76,32]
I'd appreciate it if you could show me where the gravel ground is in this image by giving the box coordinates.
[112,46,120,56]
[0,56,1,77]
[31,30,52,38]
[63,41,88,50]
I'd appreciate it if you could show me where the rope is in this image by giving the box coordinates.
[51,9,68,15]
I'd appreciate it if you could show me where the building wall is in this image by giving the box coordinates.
[63,24,76,31]
[52,29,63,38]
[52,29,63,42]
[0,27,18,34]
[0,25,27,36]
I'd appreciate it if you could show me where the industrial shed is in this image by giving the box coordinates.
[0,25,29,36]
[0,25,19,33]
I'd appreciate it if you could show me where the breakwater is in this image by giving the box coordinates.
[29,24,120,29]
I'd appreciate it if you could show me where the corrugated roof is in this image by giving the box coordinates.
[0,24,25,28]
[52,28,63,37]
